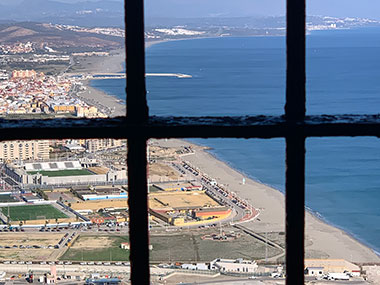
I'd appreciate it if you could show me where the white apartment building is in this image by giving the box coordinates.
[0,140,49,161]
[85,139,123,153]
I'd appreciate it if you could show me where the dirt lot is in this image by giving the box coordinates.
[71,236,115,249]
[0,249,58,261]
[0,233,65,261]
[149,145,179,160]
[71,199,128,211]
[0,233,63,247]
[149,163,181,181]
[149,191,220,210]
[363,265,380,284]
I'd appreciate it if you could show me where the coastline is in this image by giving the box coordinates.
[70,42,167,117]
[200,142,380,258]
[201,140,380,262]
[165,139,380,263]
[67,48,126,117]
[76,38,380,263]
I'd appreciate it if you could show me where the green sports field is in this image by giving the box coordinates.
[0,204,68,221]
[27,169,95,177]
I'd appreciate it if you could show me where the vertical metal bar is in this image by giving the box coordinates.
[125,0,149,284]
[285,134,305,284]
[285,0,306,120]
[126,0,148,121]
[127,138,149,284]
[285,0,306,283]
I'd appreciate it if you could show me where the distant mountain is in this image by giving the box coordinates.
[1,0,379,33]
[145,15,380,30]
[0,0,124,27]
[145,16,286,29]
[0,22,124,52]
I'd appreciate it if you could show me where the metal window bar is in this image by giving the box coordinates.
[0,0,376,284]
[125,0,150,283]
[285,0,306,284]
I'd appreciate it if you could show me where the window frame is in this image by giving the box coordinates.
[0,0,378,284]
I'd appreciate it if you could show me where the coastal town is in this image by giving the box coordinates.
[0,13,379,285]
[0,136,376,284]
[0,69,107,118]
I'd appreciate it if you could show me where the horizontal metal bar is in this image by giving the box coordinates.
[1,115,380,140]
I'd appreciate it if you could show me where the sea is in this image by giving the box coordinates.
[90,28,380,255]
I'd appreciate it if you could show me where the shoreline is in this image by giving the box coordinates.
[72,42,165,117]
[198,140,380,257]
[171,139,380,263]
[75,38,380,263]
[68,48,126,117]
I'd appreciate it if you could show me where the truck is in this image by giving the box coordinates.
[327,273,350,280]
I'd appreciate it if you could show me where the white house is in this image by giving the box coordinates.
[181,263,209,271]
[210,258,258,273]
[305,267,324,277]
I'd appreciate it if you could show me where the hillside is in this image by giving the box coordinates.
[0,22,124,52]
[0,0,124,27]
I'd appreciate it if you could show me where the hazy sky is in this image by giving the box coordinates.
[5,0,380,20]
[143,0,380,19]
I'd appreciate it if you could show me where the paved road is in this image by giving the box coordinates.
[0,263,173,276]
[171,161,248,224]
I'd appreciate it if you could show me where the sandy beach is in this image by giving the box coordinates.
[68,48,126,117]
[68,42,165,117]
[79,82,125,117]
[74,41,380,264]
[157,139,380,263]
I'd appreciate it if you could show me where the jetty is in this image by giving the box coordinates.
[73,73,192,80]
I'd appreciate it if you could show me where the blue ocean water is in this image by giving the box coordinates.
[90,29,380,254]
